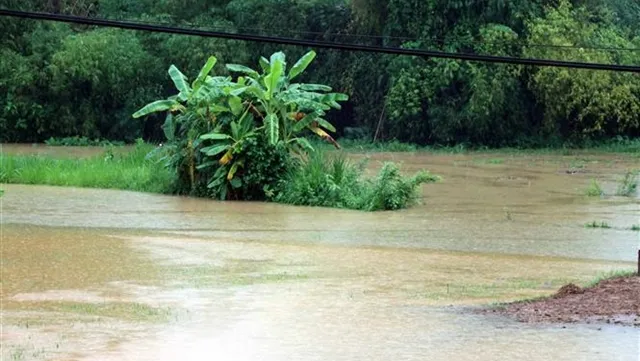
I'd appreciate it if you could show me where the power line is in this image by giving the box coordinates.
[1,9,639,73]
[121,16,640,53]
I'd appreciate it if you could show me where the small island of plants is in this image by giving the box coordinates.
[132,50,439,210]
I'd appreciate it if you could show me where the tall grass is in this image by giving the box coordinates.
[0,144,173,193]
[273,151,440,211]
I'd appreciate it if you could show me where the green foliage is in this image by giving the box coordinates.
[134,51,349,202]
[615,170,638,197]
[584,221,611,229]
[630,225,640,232]
[3,0,639,147]
[45,136,125,147]
[274,151,440,211]
[584,178,604,197]
[524,1,640,140]
[0,143,172,193]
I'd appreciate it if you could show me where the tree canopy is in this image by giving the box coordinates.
[1,0,638,146]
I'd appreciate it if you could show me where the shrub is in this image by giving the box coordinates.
[274,151,439,211]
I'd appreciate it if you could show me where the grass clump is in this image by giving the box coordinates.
[584,179,604,197]
[0,142,173,193]
[615,170,638,197]
[584,221,611,229]
[273,151,440,211]
[630,225,640,231]
[45,136,125,147]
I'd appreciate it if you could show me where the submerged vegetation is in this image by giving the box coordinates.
[615,170,638,197]
[273,151,439,211]
[584,179,604,197]
[130,51,435,210]
[584,221,611,229]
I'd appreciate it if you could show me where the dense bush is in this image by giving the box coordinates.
[274,151,440,211]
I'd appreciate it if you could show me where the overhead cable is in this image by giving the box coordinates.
[1,9,639,73]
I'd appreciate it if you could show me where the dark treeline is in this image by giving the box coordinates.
[1,0,639,146]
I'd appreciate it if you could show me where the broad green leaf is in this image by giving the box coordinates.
[200,133,232,140]
[229,86,249,96]
[334,93,349,101]
[226,64,260,79]
[315,118,336,132]
[210,104,231,113]
[264,52,285,100]
[230,120,239,140]
[298,83,332,92]
[168,65,191,96]
[291,137,314,152]
[229,96,243,116]
[247,85,265,99]
[133,100,181,118]
[196,161,216,170]
[201,143,231,156]
[193,56,217,91]
[259,57,270,73]
[289,51,316,81]
[265,113,279,144]
[292,111,321,132]
[161,114,175,140]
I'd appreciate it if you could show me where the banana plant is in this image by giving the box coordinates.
[133,56,250,192]
[133,56,248,121]
[198,107,257,199]
[226,50,349,151]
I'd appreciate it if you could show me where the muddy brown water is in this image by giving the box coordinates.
[1,147,639,360]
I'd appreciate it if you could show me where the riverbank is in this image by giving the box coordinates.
[0,142,439,211]
[484,272,640,327]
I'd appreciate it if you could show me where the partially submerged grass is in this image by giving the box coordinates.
[488,270,636,307]
[584,221,611,229]
[1,143,173,193]
[584,179,604,197]
[631,225,640,231]
[274,151,440,211]
[583,270,637,288]
[615,170,638,197]
[24,302,172,323]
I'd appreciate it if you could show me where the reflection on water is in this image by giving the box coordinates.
[1,151,638,360]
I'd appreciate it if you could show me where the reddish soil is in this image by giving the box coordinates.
[486,276,640,327]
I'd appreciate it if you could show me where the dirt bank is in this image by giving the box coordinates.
[486,276,640,327]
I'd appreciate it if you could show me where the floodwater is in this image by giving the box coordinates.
[1,147,639,360]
